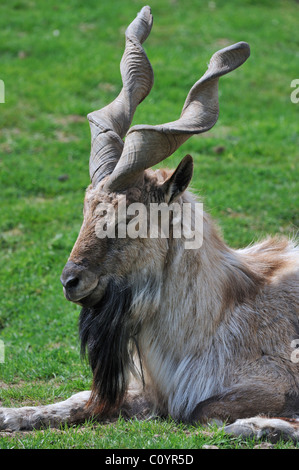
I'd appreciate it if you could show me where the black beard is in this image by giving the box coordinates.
[79,278,135,415]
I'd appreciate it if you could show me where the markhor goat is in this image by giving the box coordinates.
[1,7,299,442]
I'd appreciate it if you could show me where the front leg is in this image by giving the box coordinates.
[0,391,92,431]
[0,379,152,431]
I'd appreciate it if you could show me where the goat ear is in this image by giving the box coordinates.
[163,155,194,203]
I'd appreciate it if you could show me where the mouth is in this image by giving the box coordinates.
[75,292,99,308]
[63,287,98,307]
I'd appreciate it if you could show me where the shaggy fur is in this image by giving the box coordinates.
[79,279,134,415]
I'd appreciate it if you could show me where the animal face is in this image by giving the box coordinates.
[60,156,196,307]
[60,167,184,307]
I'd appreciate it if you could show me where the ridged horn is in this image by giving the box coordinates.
[104,41,250,192]
[88,6,154,186]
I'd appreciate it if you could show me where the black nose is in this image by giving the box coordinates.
[60,260,82,290]
[63,275,80,290]
[60,260,98,303]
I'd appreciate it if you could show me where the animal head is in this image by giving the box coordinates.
[60,6,250,309]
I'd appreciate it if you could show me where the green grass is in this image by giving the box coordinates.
[0,418,297,450]
[0,0,298,450]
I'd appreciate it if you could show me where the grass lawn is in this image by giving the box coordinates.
[0,0,298,450]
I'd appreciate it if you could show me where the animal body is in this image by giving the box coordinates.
[1,7,299,442]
